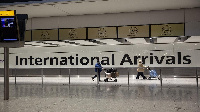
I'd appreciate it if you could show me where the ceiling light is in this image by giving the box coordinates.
[32,4,40,6]
[47,4,55,5]
[61,3,68,4]
[17,6,25,7]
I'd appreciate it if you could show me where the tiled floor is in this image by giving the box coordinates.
[0,76,199,112]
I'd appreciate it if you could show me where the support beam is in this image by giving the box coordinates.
[4,47,9,100]
[69,69,71,85]
[196,68,198,87]
[160,68,162,87]
[128,71,129,86]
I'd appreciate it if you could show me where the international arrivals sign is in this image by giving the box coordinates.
[0,42,199,68]
[14,52,191,66]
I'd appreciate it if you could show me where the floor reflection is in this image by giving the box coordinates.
[0,84,199,102]
[0,80,200,112]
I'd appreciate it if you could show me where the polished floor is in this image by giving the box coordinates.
[0,76,199,112]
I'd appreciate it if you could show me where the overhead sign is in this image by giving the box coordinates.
[118,25,149,38]
[32,29,58,41]
[59,28,86,40]
[88,27,117,39]
[24,31,31,41]
[0,42,199,68]
[0,10,15,16]
[151,24,184,37]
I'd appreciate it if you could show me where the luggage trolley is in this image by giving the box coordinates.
[104,68,119,82]
[147,66,160,80]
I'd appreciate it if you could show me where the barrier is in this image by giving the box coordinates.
[0,67,199,88]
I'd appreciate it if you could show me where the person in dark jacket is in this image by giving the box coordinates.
[92,61,103,81]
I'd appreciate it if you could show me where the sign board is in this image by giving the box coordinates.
[118,25,149,38]
[59,28,86,40]
[151,24,184,37]
[32,29,58,41]
[88,27,117,39]
[0,41,199,68]
[24,31,31,41]
[0,10,15,16]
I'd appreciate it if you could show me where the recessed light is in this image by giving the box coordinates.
[17,6,26,7]
[61,3,68,4]
[33,5,40,6]
[119,12,127,13]
[47,4,55,5]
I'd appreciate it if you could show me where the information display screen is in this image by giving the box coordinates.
[1,18,14,27]
[0,16,19,41]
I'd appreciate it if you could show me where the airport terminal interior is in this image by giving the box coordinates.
[0,0,200,112]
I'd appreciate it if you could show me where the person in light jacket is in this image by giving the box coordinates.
[136,60,147,79]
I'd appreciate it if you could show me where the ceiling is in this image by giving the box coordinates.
[0,0,200,18]
[21,36,200,47]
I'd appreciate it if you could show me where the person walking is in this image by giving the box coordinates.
[136,60,147,79]
[92,60,103,81]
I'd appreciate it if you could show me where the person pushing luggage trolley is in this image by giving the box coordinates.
[136,60,147,79]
